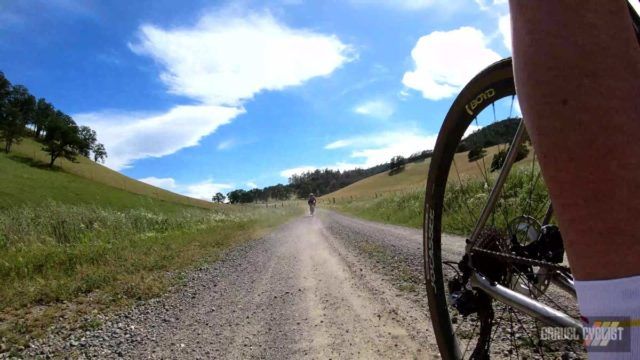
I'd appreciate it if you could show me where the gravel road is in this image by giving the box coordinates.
[22,210,442,359]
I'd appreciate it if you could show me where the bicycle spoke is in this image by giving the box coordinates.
[508,308,521,360]
[461,320,480,359]
[452,158,479,232]
[509,95,515,119]
[511,307,546,357]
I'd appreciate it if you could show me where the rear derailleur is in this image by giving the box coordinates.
[448,224,565,316]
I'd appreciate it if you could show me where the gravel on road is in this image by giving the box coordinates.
[19,211,442,359]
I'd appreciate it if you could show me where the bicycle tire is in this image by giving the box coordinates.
[423,58,517,359]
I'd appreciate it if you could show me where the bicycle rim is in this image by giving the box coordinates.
[423,58,583,359]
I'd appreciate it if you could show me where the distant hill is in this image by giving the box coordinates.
[226,120,522,202]
[322,119,522,200]
[323,143,532,200]
[458,118,521,152]
[0,137,214,210]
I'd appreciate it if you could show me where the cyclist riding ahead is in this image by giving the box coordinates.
[307,193,317,216]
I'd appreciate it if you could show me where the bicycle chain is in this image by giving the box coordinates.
[471,247,571,272]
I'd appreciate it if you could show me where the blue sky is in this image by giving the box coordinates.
[0,0,514,199]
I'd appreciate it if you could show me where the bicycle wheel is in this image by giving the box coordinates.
[423,58,583,359]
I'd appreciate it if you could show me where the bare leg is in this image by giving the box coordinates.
[509,0,640,280]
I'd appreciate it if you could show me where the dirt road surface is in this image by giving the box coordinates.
[24,210,450,359]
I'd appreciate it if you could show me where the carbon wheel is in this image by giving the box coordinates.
[423,58,583,359]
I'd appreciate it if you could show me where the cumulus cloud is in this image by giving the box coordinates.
[76,105,244,170]
[285,130,438,178]
[139,177,233,200]
[498,14,511,51]
[78,11,351,170]
[353,100,394,119]
[246,181,258,188]
[130,12,353,106]
[346,132,438,167]
[183,180,234,200]
[402,27,501,100]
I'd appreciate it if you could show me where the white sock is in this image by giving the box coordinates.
[575,275,640,359]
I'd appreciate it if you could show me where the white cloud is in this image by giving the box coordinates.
[286,130,438,178]
[217,139,236,150]
[76,105,244,170]
[353,100,394,119]
[398,88,411,100]
[130,11,353,106]
[463,124,482,138]
[183,180,234,200]
[346,132,438,167]
[632,1,640,17]
[280,166,318,178]
[475,0,507,11]
[246,181,258,188]
[402,27,501,100]
[498,14,511,51]
[513,98,522,117]
[349,0,439,10]
[139,176,177,189]
[137,177,233,200]
[325,139,353,150]
[79,11,352,170]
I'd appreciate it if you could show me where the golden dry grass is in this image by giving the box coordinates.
[323,144,535,200]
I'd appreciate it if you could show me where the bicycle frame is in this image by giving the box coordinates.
[464,117,582,332]
[471,273,583,334]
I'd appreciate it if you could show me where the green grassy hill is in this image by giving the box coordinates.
[324,118,527,201]
[323,144,537,229]
[324,144,518,200]
[1,137,213,210]
[0,137,302,352]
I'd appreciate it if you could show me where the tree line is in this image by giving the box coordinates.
[464,117,530,170]
[223,149,434,204]
[457,117,522,153]
[0,71,107,167]
[225,184,294,204]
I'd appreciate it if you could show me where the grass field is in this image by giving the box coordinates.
[0,138,304,351]
[6,138,214,209]
[324,144,517,201]
[0,202,302,349]
[324,144,540,231]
